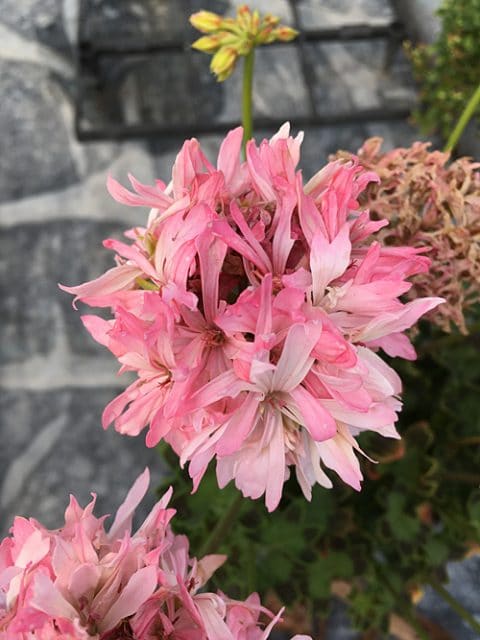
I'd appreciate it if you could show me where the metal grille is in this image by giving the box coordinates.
[76,0,414,141]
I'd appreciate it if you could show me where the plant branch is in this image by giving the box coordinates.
[242,49,255,157]
[442,471,480,485]
[373,560,429,640]
[199,491,245,557]
[427,579,480,635]
[444,81,480,152]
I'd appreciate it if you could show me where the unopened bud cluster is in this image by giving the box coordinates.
[190,5,298,81]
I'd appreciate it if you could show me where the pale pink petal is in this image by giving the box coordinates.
[215,394,260,456]
[356,297,445,343]
[217,126,244,192]
[194,594,233,640]
[264,411,286,512]
[196,555,227,587]
[108,468,150,539]
[366,333,417,360]
[272,323,322,392]
[246,140,276,201]
[288,386,337,441]
[311,223,352,303]
[100,565,158,632]
[31,573,78,621]
[59,264,141,307]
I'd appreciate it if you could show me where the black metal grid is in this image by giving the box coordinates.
[75,0,412,141]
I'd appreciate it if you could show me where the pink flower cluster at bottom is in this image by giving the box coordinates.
[0,469,309,640]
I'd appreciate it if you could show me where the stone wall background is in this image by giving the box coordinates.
[0,1,479,638]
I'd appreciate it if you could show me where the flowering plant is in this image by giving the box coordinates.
[6,3,480,638]
[0,468,310,640]
[61,124,442,512]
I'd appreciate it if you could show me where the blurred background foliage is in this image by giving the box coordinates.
[408,0,480,140]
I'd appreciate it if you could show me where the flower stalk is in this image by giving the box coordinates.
[199,491,245,557]
[427,579,480,635]
[444,81,480,152]
[242,49,255,156]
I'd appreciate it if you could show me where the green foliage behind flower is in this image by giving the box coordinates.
[408,0,480,139]
[158,317,480,636]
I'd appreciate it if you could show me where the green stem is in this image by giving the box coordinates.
[442,471,480,485]
[444,82,480,152]
[199,492,244,557]
[242,49,255,158]
[453,435,480,447]
[373,560,429,640]
[427,579,480,635]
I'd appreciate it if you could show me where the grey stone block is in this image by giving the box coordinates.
[304,39,416,116]
[0,388,167,538]
[216,44,310,125]
[296,0,394,30]
[0,0,70,52]
[0,221,126,365]
[393,0,442,44]
[0,61,78,203]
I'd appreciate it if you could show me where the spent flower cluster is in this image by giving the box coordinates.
[62,124,442,512]
[0,469,309,640]
[337,138,480,334]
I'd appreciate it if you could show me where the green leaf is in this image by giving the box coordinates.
[308,553,354,600]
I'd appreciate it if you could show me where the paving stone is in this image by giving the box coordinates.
[0,388,166,537]
[0,61,78,202]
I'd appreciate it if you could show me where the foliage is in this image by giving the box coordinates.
[158,315,480,636]
[407,0,480,139]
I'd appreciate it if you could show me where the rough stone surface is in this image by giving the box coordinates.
[0,61,78,202]
[217,44,310,124]
[0,0,70,51]
[297,0,394,29]
[0,221,126,366]
[0,389,163,537]
[304,40,415,115]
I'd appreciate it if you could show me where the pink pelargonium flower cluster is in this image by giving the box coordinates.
[62,124,443,511]
[0,469,308,640]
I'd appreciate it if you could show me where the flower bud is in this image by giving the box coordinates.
[189,10,223,33]
[210,46,238,81]
[272,26,299,42]
[192,34,223,53]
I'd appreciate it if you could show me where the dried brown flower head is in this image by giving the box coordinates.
[335,139,480,334]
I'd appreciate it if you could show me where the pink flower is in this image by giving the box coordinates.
[61,124,443,510]
[0,470,294,639]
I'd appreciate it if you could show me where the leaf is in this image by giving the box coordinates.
[308,553,354,600]
[386,493,421,542]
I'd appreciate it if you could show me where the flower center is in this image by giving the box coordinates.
[203,327,226,346]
